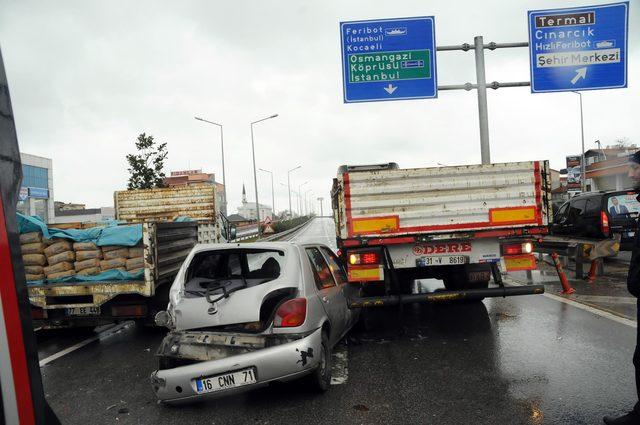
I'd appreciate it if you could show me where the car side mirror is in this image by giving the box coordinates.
[229,226,237,240]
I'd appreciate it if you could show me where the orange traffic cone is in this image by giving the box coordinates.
[551,252,575,295]
[586,260,599,284]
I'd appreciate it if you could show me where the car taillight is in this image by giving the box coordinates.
[274,298,306,328]
[502,242,533,256]
[601,211,610,237]
[348,251,380,265]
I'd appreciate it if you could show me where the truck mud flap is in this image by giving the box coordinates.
[348,284,545,308]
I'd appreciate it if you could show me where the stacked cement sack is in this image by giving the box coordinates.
[19,230,144,282]
[20,232,46,281]
[73,242,102,276]
[127,246,144,275]
[76,243,144,276]
[43,239,75,280]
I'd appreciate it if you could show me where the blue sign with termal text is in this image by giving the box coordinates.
[528,2,629,93]
[340,17,437,103]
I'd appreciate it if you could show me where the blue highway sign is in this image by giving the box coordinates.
[528,2,629,93]
[340,17,437,103]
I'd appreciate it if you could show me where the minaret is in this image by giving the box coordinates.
[242,183,247,204]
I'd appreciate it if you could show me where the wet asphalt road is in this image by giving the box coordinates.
[38,218,638,424]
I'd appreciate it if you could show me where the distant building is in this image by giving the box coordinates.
[53,206,115,224]
[17,153,55,223]
[551,174,570,207]
[163,169,227,215]
[54,201,86,211]
[237,184,272,221]
[584,146,637,192]
[227,214,252,227]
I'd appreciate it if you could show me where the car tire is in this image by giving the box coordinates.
[307,332,331,392]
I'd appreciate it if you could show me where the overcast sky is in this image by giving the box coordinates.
[1,0,638,215]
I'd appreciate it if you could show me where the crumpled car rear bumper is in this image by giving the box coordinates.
[151,327,323,403]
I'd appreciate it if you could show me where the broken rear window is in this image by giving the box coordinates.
[184,249,285,297]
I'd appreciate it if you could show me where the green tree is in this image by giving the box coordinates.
[126,133,168,190]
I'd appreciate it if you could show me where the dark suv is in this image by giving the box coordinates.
[551,190,639,250]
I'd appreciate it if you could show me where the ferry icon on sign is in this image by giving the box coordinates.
[595,40,615,48]
[385,27,407,36]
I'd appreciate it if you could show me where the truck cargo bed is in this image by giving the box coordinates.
[28,222,199,310]
[332,161,551,239]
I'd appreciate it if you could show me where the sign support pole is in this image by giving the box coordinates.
[436,40,531,165]
[576,91,586,192]
[474,36,491,165]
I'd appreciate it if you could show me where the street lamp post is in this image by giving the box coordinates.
[194,116,227,214]
[305,189,312,216]
[572,91,586,192]
[250,114,278,237]
[259,168,274,219]
[298,181,308,217]
[282,182,299,217]
[287,165,301,219]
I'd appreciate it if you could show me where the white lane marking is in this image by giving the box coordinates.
[504,276,637,329]
[39,321,132,367]
[568,295,637,305]
[330,341,349,385]
[542,292,637,328]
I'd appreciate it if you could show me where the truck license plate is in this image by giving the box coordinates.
[417,256,468,267]
[65,307,100,316]
[196,368,257,394]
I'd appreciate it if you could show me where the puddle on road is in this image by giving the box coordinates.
[331,341,349,385]
[495,312,519,321]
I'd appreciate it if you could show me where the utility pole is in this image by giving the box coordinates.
[259,168,274,218]
[474,36,490,165]
[194,116,227,214]
[573,91,586,192]
[298,181,307,217]
[287,165,301,219]
[436,39,530,164]
[250,114,278,237]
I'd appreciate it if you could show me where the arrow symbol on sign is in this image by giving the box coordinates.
[571,67,587,85]
[383,84,397,94]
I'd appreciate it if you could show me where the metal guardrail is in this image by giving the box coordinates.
[534,235,618,279]
[262,218,315,242]
[230,218,314,242]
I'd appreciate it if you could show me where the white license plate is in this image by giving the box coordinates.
[196,368,257,394]
[65,307,100,316]
[417,256,468,266]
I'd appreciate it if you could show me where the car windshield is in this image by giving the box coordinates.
[183,249,285,297]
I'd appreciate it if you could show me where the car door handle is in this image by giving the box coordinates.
[322,296,329,303]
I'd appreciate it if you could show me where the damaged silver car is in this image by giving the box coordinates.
[150,242,359,403]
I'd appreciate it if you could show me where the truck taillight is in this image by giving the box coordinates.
[601,211,610,237]
[502,242,533,256]
[348,251,380,265]
[274,298,306,328]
